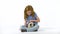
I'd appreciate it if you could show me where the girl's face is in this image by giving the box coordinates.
[26,11,32,16]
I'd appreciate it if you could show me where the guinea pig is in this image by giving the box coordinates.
[28,22,33,28]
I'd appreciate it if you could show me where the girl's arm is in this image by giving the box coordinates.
[30,17,40,22]
[24,19,26,25]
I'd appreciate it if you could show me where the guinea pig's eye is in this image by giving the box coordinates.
[30,24,32,26]
[33,24,35,26]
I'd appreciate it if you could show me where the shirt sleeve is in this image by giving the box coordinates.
[34,13,38,17]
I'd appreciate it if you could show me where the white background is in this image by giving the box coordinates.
[0,0,60,34]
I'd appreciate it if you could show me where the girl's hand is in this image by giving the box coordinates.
[30,16,40,22]
[30,20,34,22]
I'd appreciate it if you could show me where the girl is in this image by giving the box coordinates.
[21,5,40,32]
